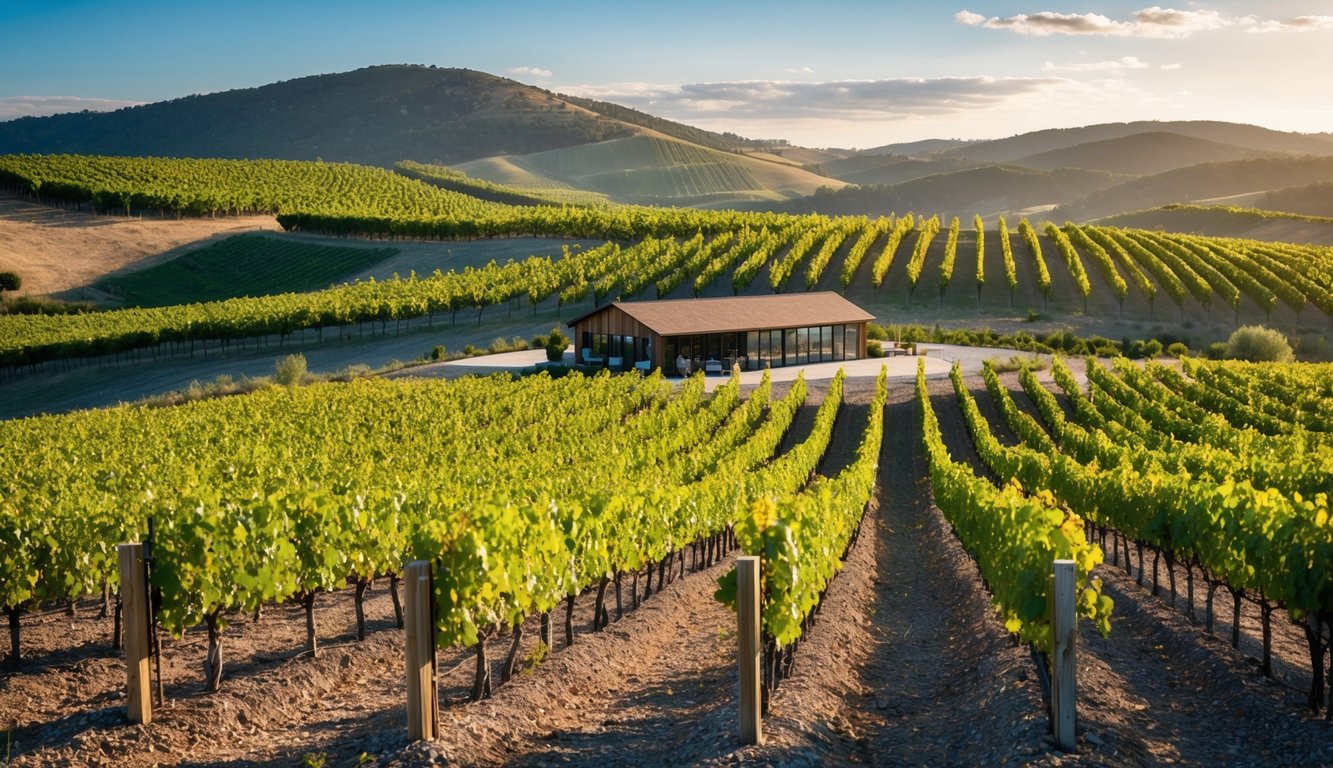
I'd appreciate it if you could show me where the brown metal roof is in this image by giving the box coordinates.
[567,293,875,335]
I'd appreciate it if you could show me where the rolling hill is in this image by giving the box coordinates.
[938,120,1333,164]
[1252,181,1333,219]
[775,164,1117,219]
[0,64,768,170]
[453,134,842,207]
[1010,132,1273,175]
[1096,204,1333,245]
[820,154,983,186]
[1053,155,1333,221]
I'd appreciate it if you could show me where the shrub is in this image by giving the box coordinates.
[488,337,511,353]
[986,355,1047,373]
[1205,342,1228,360]
[543,327,570,362]
[866,322,889,341]
[0,271,20,293]
[867,340,885,358]
[430,345,447,361]
[1143,339,1163,360]
[275,353,307,387]
[1166,342,1189,358]
[1225,325,1293,362]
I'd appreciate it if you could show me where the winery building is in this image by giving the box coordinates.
[566,292,875,374]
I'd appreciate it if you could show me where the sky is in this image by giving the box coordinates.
[1,0,1330,148]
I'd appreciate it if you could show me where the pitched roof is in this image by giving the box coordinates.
[567,293,875,335]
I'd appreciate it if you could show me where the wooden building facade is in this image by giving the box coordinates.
[566,293,875,373]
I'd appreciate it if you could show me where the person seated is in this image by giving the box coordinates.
[676,353,690,377]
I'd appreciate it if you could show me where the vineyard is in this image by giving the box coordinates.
[2,150,1333,765]
[2,154,1333,371]
[3,359,1331,764]
[95,234,400,307]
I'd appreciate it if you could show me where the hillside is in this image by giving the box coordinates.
[453,134,842,207]
[1011,132,1273,175]
[1054,155,1333,221]
[940,120,1333,164]
[0,65,752,169]
[775,164,1117,219]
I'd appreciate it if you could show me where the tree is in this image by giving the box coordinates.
[0,272,20,294]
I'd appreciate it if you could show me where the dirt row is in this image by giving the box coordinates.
[1,379,1330,767]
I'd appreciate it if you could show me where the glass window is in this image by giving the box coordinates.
[747,331,758,369]
[795,327,809,365]
[821,326,833,361]
[846,325,859,359]
[784,328,796,366]
[832,324,844,360]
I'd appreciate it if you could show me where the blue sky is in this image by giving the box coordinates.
[1,1,1329,147]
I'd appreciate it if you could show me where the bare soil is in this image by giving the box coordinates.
[2,379,1330,767]
[0,194,281,298]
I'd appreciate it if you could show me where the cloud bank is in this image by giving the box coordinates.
[559,76,1064,122]
[956,7,1332,38]
[0,95,143,121]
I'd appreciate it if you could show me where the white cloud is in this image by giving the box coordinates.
[1159,62,1183,70]
[1248,15,1333,33]
[506,66,552,79]
[784,66,815,74]
[0,95,143,121]
[558,76,1066,122]
[957,6,1331,38]
[1042,56,1152,72]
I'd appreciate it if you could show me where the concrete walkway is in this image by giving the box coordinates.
[393,343,1048,390]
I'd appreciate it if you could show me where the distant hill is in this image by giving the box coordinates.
[1010,132,1273,175]
[1252,181,1333,219]
[0,65,758,168]
[1053,155,1333,221]
[1097,204,1333,245]
[859,138,974,156]
[453,134,841,207]
[774,164,1116,219]
[820,154,983,186]
[940,120,1333,164]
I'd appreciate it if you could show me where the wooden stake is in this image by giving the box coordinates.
[118,543,151,724]
[737,556,763,746]
[1051,560,1077,753]
[404,561,438,741]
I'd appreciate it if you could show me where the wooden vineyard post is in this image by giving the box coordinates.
[117,543,151,724]
[737,556,763,746]
[1051,559,1077,752]
[404,561,438,741]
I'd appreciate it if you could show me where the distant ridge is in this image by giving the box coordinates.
[0,65,760,168]
[1010,132,1273,175]
[941,120,1333,163]
[1053,155,1333,221]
